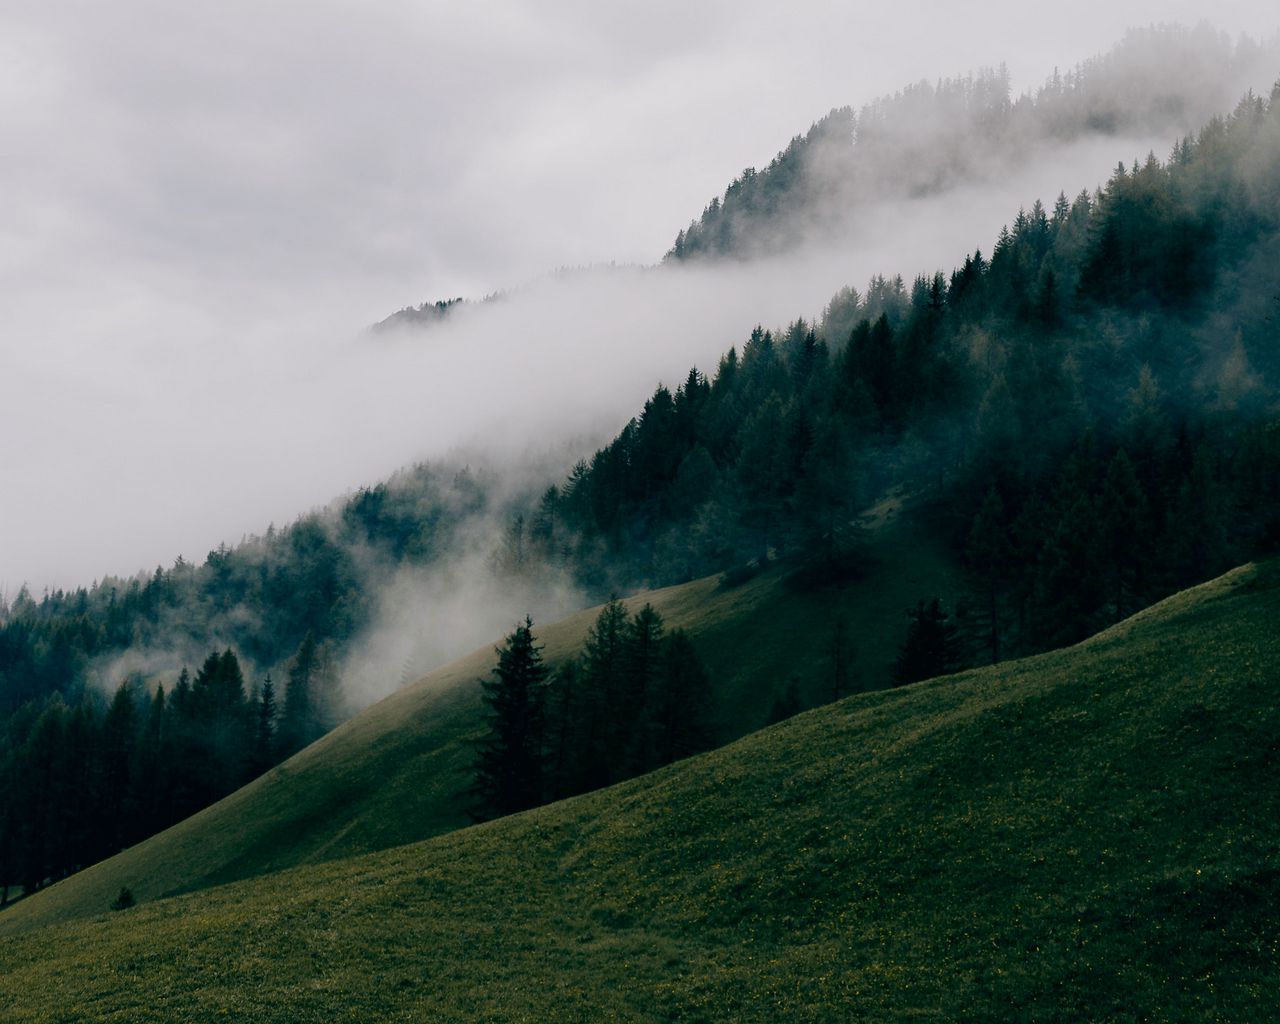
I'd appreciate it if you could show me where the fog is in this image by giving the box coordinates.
[2,2,1279,596]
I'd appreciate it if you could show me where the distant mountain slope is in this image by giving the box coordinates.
[1,561,1276,1021]
[670,25,1280,260]
[0,502,960,936]
[370,296,465,333]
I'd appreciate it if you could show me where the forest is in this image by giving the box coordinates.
[2,76,1279,898]
[669,25,1280,261]
[551,86,1280,654]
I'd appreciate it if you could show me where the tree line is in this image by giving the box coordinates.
[669,26,1276,261]
[0,634,336,901]
[0,464,492,717]
[513,82,1280,669]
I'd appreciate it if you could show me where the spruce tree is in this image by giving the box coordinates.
[967,485,1009,663]
[251,675,278,775]
[622,604,664,772]
[471,617,549,820]
[649,630,714,765]
[1100,449,1149,619]
[892,599,966,686]
[578,599,629,790]
[282,633,317,755]
[98,684,137,857]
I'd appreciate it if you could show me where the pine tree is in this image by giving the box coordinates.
[546,657,581,796]
[578,598,629,790]
[282,632,317,755]
[133,685,168,842]
[642,630,715,767]
[967,485,1009,663]
[251,675,278,775]
[892,599,966,686]
[470,617,549,820]
[766,681,803,725]
[622,604,664,773]
[826,614,853,702]
[98,683,137,857]
[1099,449,1149,619]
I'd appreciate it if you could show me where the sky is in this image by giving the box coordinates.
[2,0,1279,594]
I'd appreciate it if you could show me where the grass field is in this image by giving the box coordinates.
[0,561,1275,1021]
[0,501,960,936]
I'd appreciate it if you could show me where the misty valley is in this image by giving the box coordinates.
[2,21,1280,1023]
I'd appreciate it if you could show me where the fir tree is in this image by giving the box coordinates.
[892,599,966,686]
[251,675,278,775]
[471,617,549,820]
[967,485,1010,663]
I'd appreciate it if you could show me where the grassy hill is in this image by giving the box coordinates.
[0,498,960,936]
[0,561,1276,1021]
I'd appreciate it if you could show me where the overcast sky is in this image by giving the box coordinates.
[2,1,1278,593]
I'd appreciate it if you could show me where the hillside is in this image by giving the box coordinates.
[669,26,1280,260]
[0,500,960,936]
[7,38,1280,908]
[0,561,1275,1020]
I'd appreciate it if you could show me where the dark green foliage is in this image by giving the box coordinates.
[892,599,966,686]
[719,561,765,589]
[278,633,341,761]
[538,603,714,804]
[966,486,1009,663]
[471,618,549,820]
[765,681,803,725]
[251,676,278,776]
[110,886,134,911]
[531,81,1280,667]
[621,605,664,771]
[825,615,854,702]
[0,645,301,898]
[0,464,488,717]
[1099,449,1150,619]
[638,629,715,769]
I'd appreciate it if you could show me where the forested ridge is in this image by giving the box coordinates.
[0,466,504,897]
[670,26,1280,260]
[532,80,1280,651]
[3,76,1280,903]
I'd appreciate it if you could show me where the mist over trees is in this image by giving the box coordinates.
[0,463,504,718]
[521,79,1280,661]
[669,26,1280,261]
[4,63,1280,900]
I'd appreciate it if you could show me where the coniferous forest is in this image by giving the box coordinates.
[3,66,1280,903]
[539,86,1280,636]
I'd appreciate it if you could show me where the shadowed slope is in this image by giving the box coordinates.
[0,563,1276,1021]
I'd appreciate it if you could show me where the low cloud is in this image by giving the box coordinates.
[3,3,1278,596]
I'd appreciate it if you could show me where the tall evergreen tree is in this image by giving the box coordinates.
[282,632,318,755]
[622,604,664,771]
[640,630,715,768]
[1099,449,1150,619]
[892,599,966,686]
[967,485,1010,663]
[578,598,630,790]
[98,683,137,857]
[251,675,278,775]
[471,617,549,820]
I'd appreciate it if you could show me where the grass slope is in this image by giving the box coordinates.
[1,562,1276,1021]
[0,502,959,935]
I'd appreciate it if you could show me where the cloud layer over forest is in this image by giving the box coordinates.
[2,2,1278,592]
